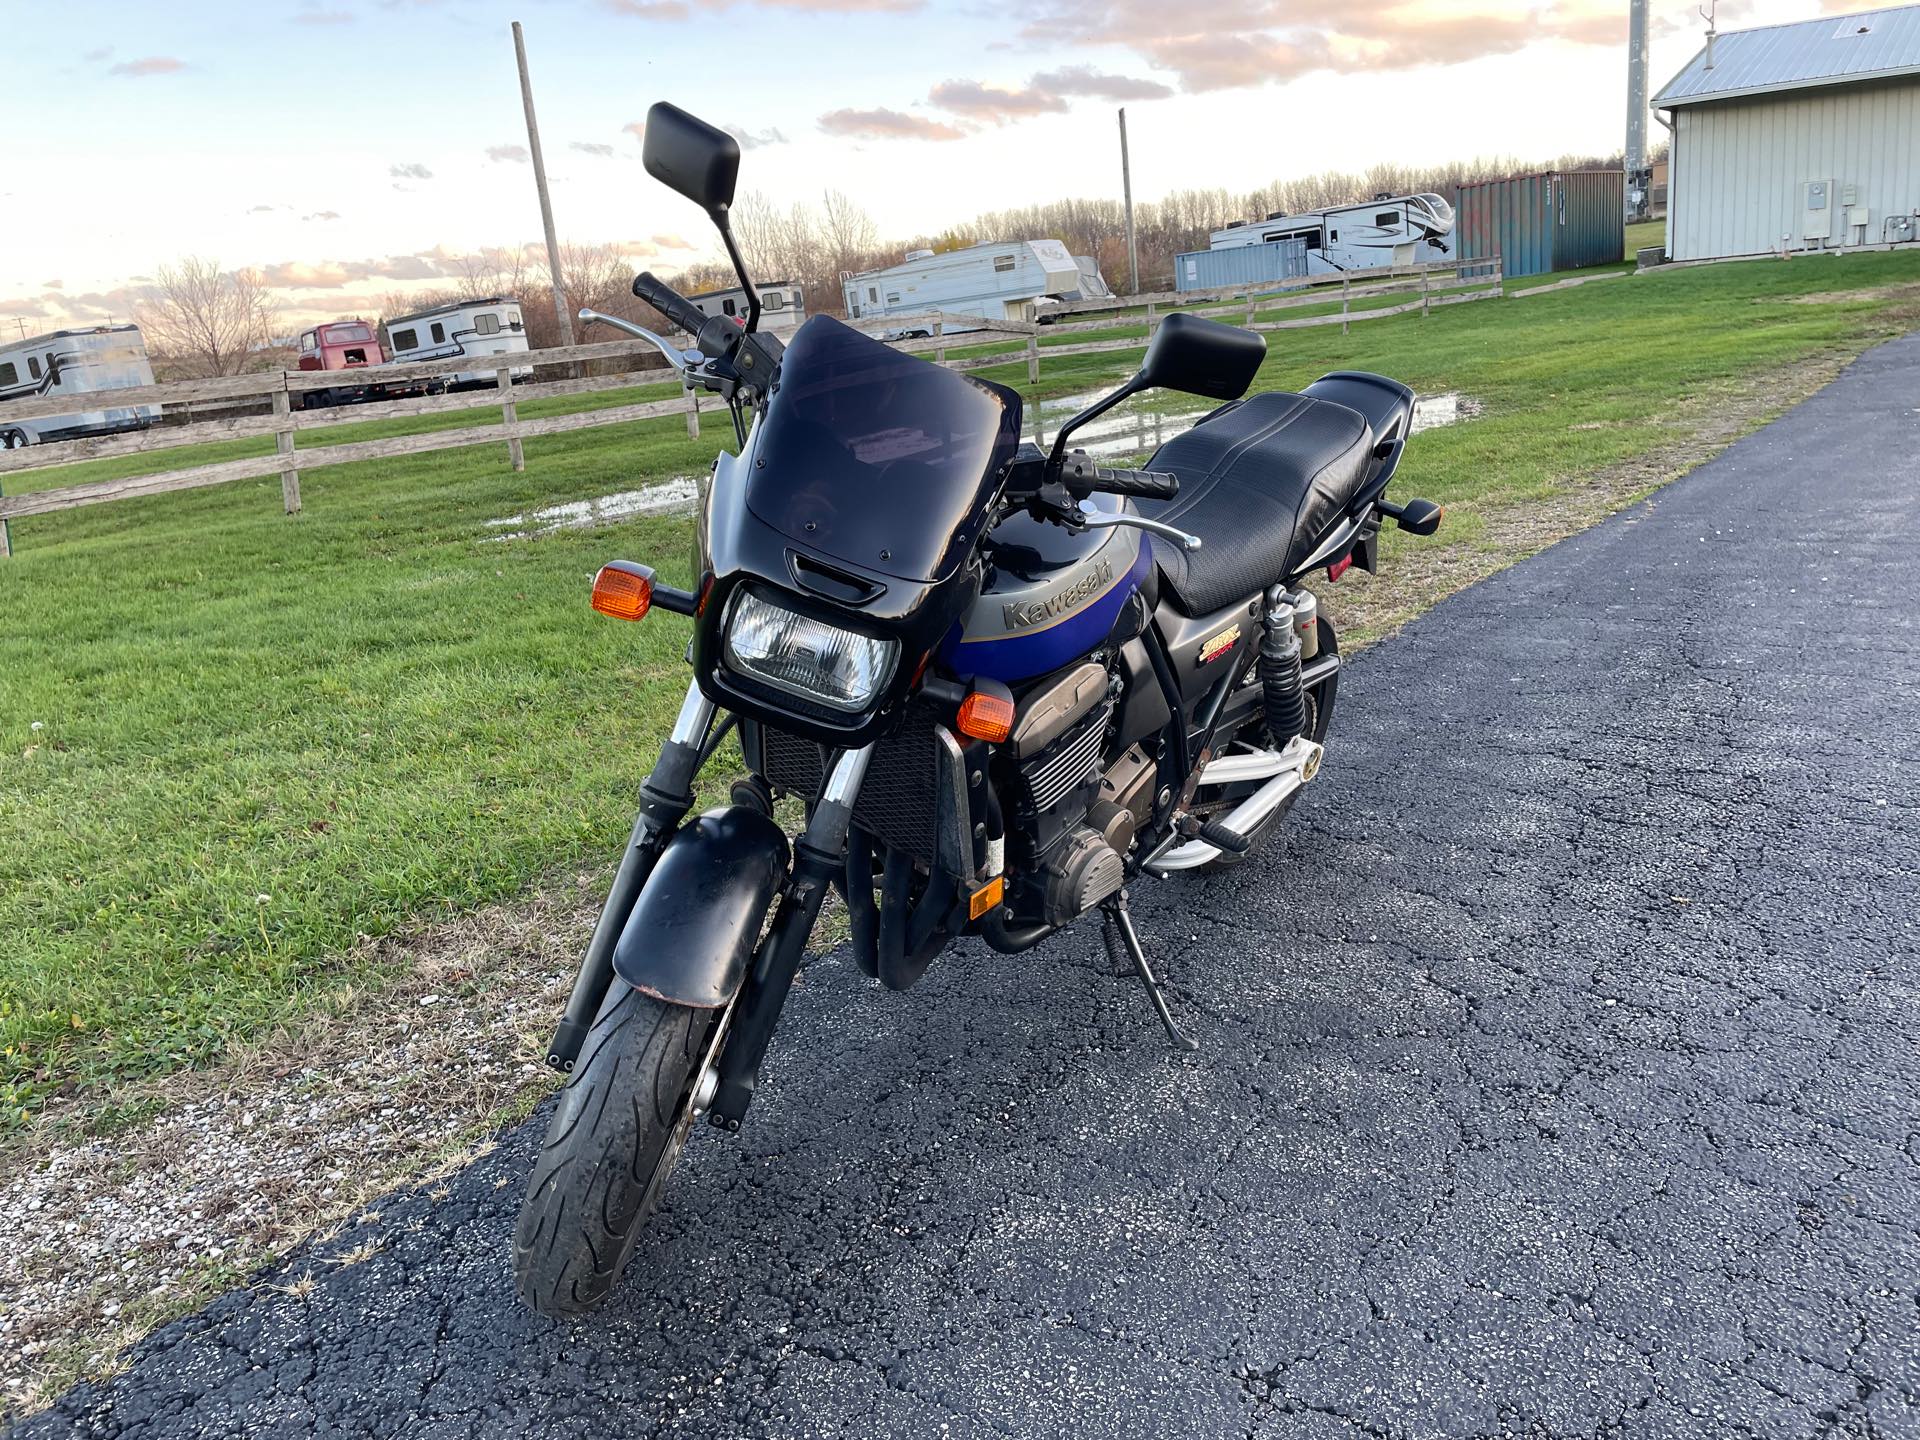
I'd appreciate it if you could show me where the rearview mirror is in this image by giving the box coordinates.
[1137,312,1266,401]
[642,102,740,215]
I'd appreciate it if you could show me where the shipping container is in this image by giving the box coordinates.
[1453,171,1625,278]
[1174,237,1310,293]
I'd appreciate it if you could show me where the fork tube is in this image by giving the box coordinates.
[545,681,716,1070]
[708,744,873,1127]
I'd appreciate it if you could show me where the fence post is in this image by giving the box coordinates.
[1495,255,1505,299]
[1421,265,1431,319]
[1145,301,1156,335]
[1026,333,1039,384]
[272,385,302,514]
[0,477,11,559]
[496,367,525,472]
[1245,292,1256,326]
[934,316,945,364]
[1342,277,1350,335]
[684,386,700,439]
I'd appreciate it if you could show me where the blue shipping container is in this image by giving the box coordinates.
[1453,171,1625,278]
[1175,238,1310,293]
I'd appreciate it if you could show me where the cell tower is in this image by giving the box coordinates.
[1626,0,1652,220]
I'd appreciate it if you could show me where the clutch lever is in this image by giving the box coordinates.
[577,308,705,378]
[1079,510,1203,552]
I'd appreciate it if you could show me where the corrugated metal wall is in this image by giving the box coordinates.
[1668,78,1920,262]
[1454,171,1626,277]
[1175,238,1309,292]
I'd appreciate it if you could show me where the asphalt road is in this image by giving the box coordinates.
[16,338,1920,1440]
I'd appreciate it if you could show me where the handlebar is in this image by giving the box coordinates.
[1092,465,1180,502]
[632,271,708,337]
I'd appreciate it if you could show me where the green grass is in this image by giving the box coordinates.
[4,245,1919,1124]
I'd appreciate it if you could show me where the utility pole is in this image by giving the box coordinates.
[1118,107,1139,296]
[512,20,576,350]
[1625,0,1651,222]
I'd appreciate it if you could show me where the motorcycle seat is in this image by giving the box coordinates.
[1137,391,1373,617]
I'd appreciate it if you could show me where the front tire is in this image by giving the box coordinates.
[512,985,715,1317]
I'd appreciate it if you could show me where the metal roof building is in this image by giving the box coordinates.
[1655,5,1920,261]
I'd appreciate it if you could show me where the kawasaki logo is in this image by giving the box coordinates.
[1002,558,1112,630]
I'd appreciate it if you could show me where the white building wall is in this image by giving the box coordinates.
[1669,77,1920,261]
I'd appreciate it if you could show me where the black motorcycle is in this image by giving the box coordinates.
[514,103,1444,1316]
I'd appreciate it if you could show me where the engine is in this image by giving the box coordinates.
[1002,662,1150,927]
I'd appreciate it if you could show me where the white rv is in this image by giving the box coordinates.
[384,297,532,389]
[0,325,159,449]
[684,281,805,335]
[841,240,1082,337]
[1209,193,1456,275]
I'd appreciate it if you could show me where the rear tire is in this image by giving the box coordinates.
[512,985,714,1318]
[1,428,28,449]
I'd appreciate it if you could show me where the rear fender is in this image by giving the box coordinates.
[612,806,790,1010]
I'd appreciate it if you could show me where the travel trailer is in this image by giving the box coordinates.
[841,240,1082,337]
[1209,193,1456,274]
[0,325,158,449]
[295,319,424,407]
[1035,255,1115,320]
[384,297,532,388]
[683,281,805,335]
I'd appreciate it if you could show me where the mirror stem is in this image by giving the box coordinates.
[1046,372,1142,472]
[711,209,761,334]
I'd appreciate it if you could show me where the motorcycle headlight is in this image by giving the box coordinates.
[722,588,899,714]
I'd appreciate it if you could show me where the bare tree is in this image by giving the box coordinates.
[135,258,279,377]
[820,188,880,276]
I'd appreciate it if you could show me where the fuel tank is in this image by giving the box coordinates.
[941,499,1149,684]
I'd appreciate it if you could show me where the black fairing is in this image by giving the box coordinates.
[692,315,1023,746]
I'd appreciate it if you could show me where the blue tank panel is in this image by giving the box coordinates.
[941,537,1149,683]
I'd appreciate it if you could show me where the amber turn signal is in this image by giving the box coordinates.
[591,561,654,621]
[956,689,1015,743]
[968,875,1005,921]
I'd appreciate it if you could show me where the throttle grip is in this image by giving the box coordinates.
[631,272,708,336]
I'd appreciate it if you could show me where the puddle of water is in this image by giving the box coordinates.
[1024,388,1480,458]
[485,476,701,540]
[1409,391,1483,433]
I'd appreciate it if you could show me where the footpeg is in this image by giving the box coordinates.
[1102,893,1198,1052]
[1197,818,1250,854]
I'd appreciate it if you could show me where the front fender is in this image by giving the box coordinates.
[612,805,790,1009]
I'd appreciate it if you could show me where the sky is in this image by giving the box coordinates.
[1,0,1878,333]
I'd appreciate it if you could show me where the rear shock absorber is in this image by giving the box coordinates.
[1260,587,1307,746]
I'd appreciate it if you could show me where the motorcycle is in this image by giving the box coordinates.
[514,102,1444,1317]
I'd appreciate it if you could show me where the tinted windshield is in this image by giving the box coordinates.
[746,316,1020,582]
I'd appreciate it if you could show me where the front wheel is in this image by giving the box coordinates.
[513,985,716,1317]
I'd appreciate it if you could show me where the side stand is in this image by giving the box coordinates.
[1102,891,1198,1052]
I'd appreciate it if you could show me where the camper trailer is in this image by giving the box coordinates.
[1208,193,1456,274]
[0,325,158,448]
[384,297,532,389]
[683,281,805,335]
[841,240,1082,337]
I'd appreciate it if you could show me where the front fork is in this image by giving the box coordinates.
[545,678,874,1134]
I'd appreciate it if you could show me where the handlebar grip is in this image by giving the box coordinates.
[632,271,708,337]
[1094,466,1181,501]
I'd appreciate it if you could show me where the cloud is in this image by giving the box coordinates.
[1013,1,1616,94]
[817,107,967,141]
[726,124,789,150]
[602,0,691,15]
[82,46,112,62]
[604,0,916,14]
[622,121,647,142]
[304,210,343,221]
[109,56,187,77]
[260,251,463,290]
[389,161,433,180]
[1028,64,1174,101]
[486,144,530,164]
[929,78,1067,121]
[0,298,50,320]
[293,3,355,20]
[570,141,616,157]
[248,204,279,214]
[43,279,64,290]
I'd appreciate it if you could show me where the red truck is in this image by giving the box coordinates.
[294,320,430,407]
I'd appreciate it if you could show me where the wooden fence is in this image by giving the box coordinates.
[0,257,1502,558]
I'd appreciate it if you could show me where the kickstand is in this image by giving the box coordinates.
[1102,892,1198,1052]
